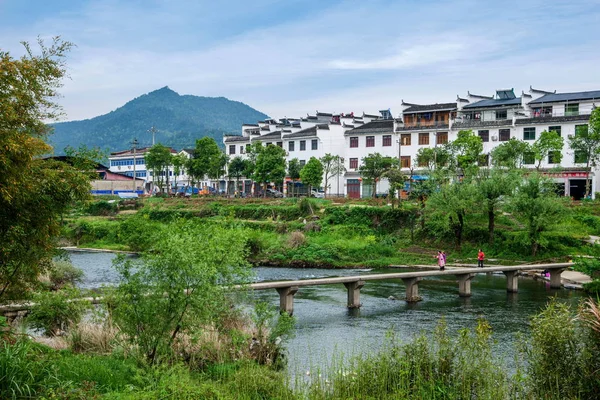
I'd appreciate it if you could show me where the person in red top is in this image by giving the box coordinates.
[477,249,485,268]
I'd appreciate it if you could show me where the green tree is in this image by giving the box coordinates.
[568,108,600,198]
[359,153,396,197]
[188,137,225,192]
[415,146,452,170]
[320,153,345,198]
[490,138,531,169]
[510,173,566,256]
[110,221,249,364]
[244,141,264,191]
[287,158,302,197]
[0,37,93,299]
[300,157,324,194]
[476,169,518,244]
[228,156,248,194]
[384,167,407,209]
[426,178,478,248]
[145,144,173,194]
[449,130,483,173]
[532,130,564,169]
[254,144,286,196]
[171,153,187,192]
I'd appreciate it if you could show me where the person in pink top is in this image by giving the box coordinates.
[436,250,446,271]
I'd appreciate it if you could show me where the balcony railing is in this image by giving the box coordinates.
[530,110,587,118]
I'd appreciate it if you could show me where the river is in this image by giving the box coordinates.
[70,251,584,374]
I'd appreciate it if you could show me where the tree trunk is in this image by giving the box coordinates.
[586,160,591,198]
[488,206,495,245]
[372,181,377,198]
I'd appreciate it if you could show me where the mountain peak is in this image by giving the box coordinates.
[147,86,179,97]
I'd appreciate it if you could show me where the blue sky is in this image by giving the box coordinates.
[1,0,599,122]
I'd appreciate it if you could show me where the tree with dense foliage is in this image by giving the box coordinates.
[490,138,531,169]
[171,153,188,191]
[0,37,95,299]
[532,130,564,169]
[287,158,302,197]
[359,153,396,197]
[145,144,173,193]
[449,130,483,173]
[426,177,478,248]
[228,156,248,194]
[415,146,452,170]
[509,173,565,256]
[300,157,324,193]
[476,169,518,244]
[320,154,345,197]
[187,137,225,191]
[111,221,250,364]
[568,108,600,198]
[384,167,407,208]
[254,144,286,196]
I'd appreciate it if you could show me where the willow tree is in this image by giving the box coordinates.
[1,38,93,298]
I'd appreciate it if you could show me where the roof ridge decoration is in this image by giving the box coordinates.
[401,100,419,106]
[529,85,556,95]
[457,95,469,102]
[468,91,494,100]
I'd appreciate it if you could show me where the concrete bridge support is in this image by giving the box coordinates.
[402,277,423,302]
[549,268,565,289]
[503,270,519,292]
[456,273,475,297]
[276,286,298,315]
[344,280,365,308]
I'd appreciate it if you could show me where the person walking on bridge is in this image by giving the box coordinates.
[436,250,446,271]
[477,249,485,268]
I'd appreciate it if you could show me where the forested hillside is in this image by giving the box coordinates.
[50,87,268,153]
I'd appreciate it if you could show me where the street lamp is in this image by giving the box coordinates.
[132,138,139,193]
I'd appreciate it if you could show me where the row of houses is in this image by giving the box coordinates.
[107,86,600,199]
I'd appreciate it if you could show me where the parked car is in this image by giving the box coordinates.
[311,189,325,199]
[266,188,284,198]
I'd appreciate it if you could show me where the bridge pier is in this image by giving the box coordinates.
[344,280,365,308]
[503,270,519,292]
[455,273,475,297]
[402,277,423,302]
[549,268,565,289]
[276,286,299,315]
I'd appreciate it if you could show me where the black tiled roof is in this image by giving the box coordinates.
[243,123,259,127]
[515,114,591,125]
[252,131,282,141]
[345,120,393,135]
[283,126,318,139]
[224,135,250,143]
[403,102,456,114]
[452,120,513,129]
[528,90,600,104]
[463,97,522,109]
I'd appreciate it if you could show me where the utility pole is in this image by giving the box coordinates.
[132,138,139,193]
[148,126,158,146]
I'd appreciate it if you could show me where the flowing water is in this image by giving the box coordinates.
[70,251,584,373]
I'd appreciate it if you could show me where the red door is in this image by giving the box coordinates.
[347,179,360,199]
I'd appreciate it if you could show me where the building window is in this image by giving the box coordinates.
[366,136,375,147]
[299,160,306,167]
[276,142,283,148]
[246,144,250,153]
[401,134,411,146]
[549,126,561,136]
[418,132,429,145]
[533,106,552,117]
[240,146,245,154]
[523,127,536,141]
[478,130,490,142]
[575,124,588,136]
[289,141,295,152]
[437,132,448,144]
[574,151,588,164]
[548,151,561,164]
[382,135,392,146]
[266,142,272,146]
[300,140,306,151]
[229,145,236,155]
[350,137,359,148]
[349,158,358,169]
[499,129,511,142]
[311,139,318,150]
[565,103,579,116]
[523,152,535,165]
[400,156,411,168]
[495,110,507,120]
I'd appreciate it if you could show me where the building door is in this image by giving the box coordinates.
[569,179,587,200]
[347,179,360,199]
[362,182,373,198]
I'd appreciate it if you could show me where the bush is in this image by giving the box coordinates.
[86,200,118,216]
[286,231,306,249]
[49,260,84,290]
[27,287,90,336]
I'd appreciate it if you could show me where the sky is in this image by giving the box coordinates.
[1,0,600,123]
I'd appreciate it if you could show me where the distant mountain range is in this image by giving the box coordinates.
[49,87,269,154]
